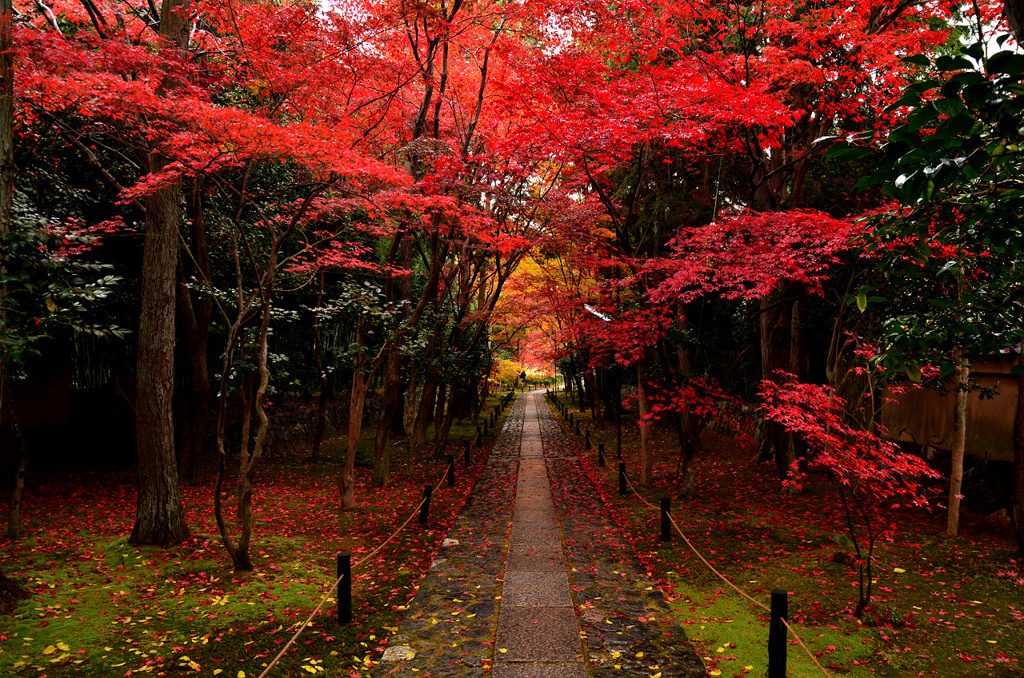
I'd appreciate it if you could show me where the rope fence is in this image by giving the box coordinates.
[255,458,455,678]
[548,391,832,678]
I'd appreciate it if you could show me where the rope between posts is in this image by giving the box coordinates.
[619,469,831,678]
[255,460,454,678]
[781,616,833,677]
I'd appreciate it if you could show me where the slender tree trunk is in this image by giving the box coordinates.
[433,382,459,456]
[6,411,28,539]
[433,382,447,442]
[310,270,327,461]
[413,375,437,448]
[341,317,368,511]
[233,287,276,571]
[1,0,15,539]
[757,289,797,481]
[947,356,970,537]
[0,0,12,224]
[372,348,403,486]
[1012,364,1024,569]
[637,358,653,487]
[129,0,192,548]
[177,179,212,485]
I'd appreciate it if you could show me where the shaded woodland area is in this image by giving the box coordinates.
[2,0,1024,674]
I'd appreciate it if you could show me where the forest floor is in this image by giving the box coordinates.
[0,392,515,678]
[547,392,1024,677]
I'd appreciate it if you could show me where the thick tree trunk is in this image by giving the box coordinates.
[1006,0,1024,44]
[947,358,970,537]
[131,178,189,547]
[637,358,653,487]
[1013,367,1024,569]
[129,0,192,548]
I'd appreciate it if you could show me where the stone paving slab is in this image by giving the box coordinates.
[493,606,583,662]
[501,571,573,606]
[491,663,588,678]
[512,507,557,523]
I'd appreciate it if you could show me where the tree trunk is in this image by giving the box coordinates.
[0,0,13,225]
[129,0,192,548]
[637,358,653,487]
[310,270,327,461]
[341,317,368,511]
[6,411,28,539]
[131,177,189,547]
[1006,0,1024,44]
[413,375,437,448]
[1013,365,1024,569]
[947,357,970,537]
[757,289,797,481]
[433,382,447,442]
[1,0,15,538]
[372,348,404,486]
[433,382,459,456]
[177,178,212,486]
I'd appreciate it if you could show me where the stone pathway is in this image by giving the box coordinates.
[374,392,706,678]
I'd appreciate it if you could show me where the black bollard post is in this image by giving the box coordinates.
[569,413,574,426]
[483,421,489,437]
[585,429,591,449]
[419,484,433,525]
[464,440,471,466]
[768,590,788,678]
[337,553,352,625]
[618,462,627,495]
[575,421,581,437]
[475,431,482,448]
[661,497,671,542]
[598,443,605,467]
[447,454,455,487]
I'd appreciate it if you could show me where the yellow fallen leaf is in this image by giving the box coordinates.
[893,568,906,574]
[56,642,70,652]
[111,663,126,667]
[971,600,984,604]
[716,647,724,653]
[651,673,662,678]
[709,672,722,677]
[238,672,246,678]
[636,652,644,658]
[987,640,997,644]
[745,666,753,670]
[213,670,222,675]
[498,649,508,654]
[42,646,56,655]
